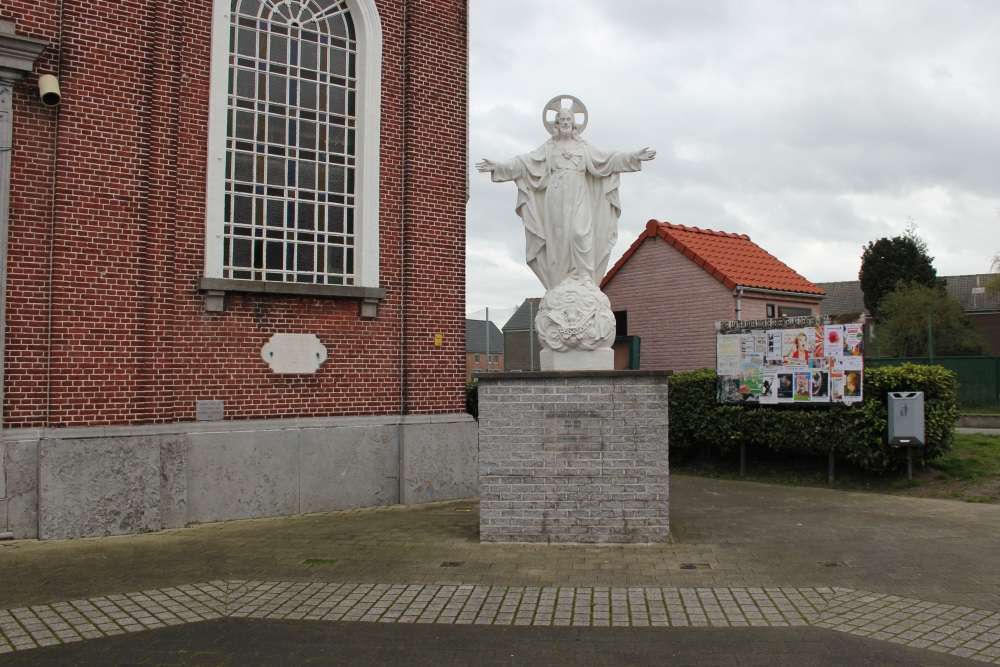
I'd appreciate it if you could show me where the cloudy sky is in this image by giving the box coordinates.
[465,1,1000,317]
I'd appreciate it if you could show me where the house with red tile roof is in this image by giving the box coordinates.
[601,220,825,372]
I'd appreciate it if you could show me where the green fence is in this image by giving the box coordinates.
[866,356,1000,407]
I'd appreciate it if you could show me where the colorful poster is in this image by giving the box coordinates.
[759,370,779,404]
[777,372,795,402]
[830,371,845,402]
[793,371,812,401]
[843,369,863,403]
[716,376,741,403]
[716,316,864,405]
[824,325,845,359]
[810,370,829,400]
[782,329,813,366]
[717,334,741,375]
[844,323,864,357]
[739,333,765,395]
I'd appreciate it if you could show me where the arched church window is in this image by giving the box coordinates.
[205,0,381,289]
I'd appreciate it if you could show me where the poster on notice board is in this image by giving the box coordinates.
[716,315,864,405]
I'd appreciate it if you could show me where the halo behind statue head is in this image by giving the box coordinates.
[543,95,588,137]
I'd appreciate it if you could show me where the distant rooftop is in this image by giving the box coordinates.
[815,281,864,316]
[465,319,504,354]
[502,298,542,333]
[816,274,1000,316]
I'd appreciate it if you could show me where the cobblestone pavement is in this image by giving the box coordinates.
[2,475,999,665]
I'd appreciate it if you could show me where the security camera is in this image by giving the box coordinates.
[38,74,61,107]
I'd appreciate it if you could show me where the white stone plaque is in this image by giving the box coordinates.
[196,400,224,421]
[261,333,328,374]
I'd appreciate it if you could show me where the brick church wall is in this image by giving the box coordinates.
[1,0,468,428]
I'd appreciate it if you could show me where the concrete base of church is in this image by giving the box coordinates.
[477,371,670,544]
[0,413,478,540]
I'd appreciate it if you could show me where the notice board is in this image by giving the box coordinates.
[716,316,864,405]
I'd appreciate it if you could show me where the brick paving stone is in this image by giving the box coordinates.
[2,477,1000,664]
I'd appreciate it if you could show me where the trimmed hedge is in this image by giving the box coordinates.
[668,363,959,474]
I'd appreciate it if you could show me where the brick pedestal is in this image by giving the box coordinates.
[477,371,670,543]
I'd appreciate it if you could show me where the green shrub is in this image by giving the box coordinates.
[667,363,958,474]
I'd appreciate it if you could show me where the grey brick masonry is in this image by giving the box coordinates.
[477,371,670,543]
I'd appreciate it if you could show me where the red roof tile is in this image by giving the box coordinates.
[602,219,825,296]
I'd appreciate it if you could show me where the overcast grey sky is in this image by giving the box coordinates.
[465,1,1000,315]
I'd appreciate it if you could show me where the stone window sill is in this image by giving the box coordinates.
[198,277,385,317]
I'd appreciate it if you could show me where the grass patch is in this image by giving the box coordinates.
[673,432,1000,503]
[929,433,1000,481]
[960,406,1000,415]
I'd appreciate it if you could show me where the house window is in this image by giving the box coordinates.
[613,310,628,337]
[766,304,775,318]
[205,0,382,287]
[473,354,480,364]
[778,306,812,317]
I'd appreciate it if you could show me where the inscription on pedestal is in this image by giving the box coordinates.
[543,410,603,451]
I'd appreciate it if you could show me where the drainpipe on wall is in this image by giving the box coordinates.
[735,286,744,321]
[400,1,411,417]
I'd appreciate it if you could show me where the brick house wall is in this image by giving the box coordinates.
[969,313,1000,355]
[0,0,476,539]
[465,353,502,381]
[603,237,820,372]
[502,330,542,372]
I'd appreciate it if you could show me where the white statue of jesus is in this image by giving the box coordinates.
[477,95,654,371]
[476,96,655,291]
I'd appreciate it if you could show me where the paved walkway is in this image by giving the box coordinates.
[2,475,999,665]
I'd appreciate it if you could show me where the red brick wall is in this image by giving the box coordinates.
[465,353,503,381]
[603,237,819,372]
[604,237,734,372]
[1,0,468,428]
[396,0,468,414]
[3,0,60,426]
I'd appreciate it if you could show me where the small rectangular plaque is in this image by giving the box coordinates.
[196,400,224,421]
[543,409,603,451]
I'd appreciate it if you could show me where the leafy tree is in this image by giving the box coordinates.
[859,224,937,319]
[985,209,999,296]
[874,283,988,358]
[988,251,1000,296]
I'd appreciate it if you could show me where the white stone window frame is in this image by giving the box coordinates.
[202,0,383,303]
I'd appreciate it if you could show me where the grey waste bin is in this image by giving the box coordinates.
[888,391,925,446]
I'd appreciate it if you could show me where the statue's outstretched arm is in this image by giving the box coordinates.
[635,148,656,162]
[475,159,497,173]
